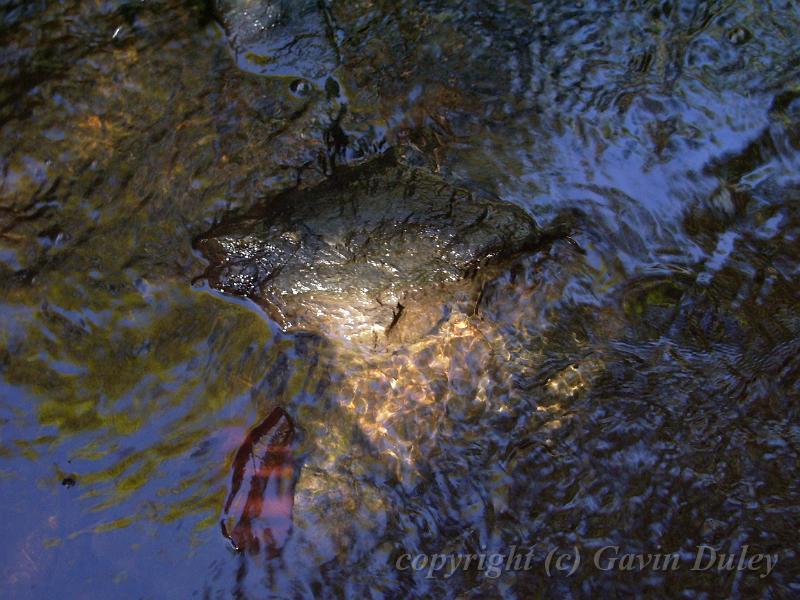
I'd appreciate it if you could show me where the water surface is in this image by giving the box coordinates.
[1,1,799,598]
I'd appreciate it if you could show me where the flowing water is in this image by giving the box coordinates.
[1,1,799,598]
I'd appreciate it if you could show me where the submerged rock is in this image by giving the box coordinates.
[209,0,542,170]
[212,0,337,80]
[195,148,553,348]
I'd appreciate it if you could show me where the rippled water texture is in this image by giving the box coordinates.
[1,1,799,598]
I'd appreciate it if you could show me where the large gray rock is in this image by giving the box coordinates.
[195,148,550,348]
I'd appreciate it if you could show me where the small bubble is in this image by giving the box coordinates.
[289,79,311,97]
[726,26,751,45]
[61,477,76,488]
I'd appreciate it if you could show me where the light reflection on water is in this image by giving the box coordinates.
[0,0,799,598]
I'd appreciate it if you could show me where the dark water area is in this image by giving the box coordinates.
[0,0,799,598]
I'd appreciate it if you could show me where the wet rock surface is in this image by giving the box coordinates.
[196,147,552,348]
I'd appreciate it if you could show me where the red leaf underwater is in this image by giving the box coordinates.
[220,407,295,557]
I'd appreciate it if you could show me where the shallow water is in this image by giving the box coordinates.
[0,1,799,598]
